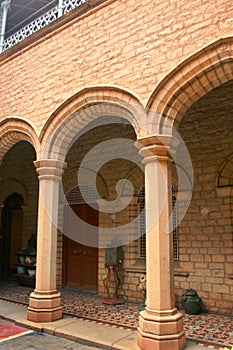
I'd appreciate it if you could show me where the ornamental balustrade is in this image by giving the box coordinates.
[1,0,86,52]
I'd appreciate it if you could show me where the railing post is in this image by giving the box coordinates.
[0,0,11,53]
[58,0,64,17]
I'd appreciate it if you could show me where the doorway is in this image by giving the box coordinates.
[0,193,24,277]
[63,186,99,291]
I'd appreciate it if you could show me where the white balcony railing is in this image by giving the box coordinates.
[1,0,86,53]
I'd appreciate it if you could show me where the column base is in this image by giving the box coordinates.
[137,308,186,350]
[27,291,63,322]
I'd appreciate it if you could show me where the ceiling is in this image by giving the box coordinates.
[4,0,57,38]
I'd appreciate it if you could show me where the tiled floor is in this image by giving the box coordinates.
[0,280,232,350]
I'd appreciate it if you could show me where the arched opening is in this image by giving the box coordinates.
[176,79,233,314]
[0,193,24,277]
[60,115,143,299]
[0,140,38,283]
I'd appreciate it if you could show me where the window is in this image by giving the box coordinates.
[138,186,146,259]
[66,184,99,204]
[172,189,179,260]
[138,186,178,260]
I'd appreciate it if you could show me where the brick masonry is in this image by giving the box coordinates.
[175,80,233,314]
[0,0,232,314]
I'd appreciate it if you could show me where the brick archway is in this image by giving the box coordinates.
[0,117,39,162]
[146,37,233,134]
[40,85,145,160]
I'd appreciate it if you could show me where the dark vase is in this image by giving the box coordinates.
[181,289,202,315]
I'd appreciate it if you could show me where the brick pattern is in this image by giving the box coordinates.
[0,0,232,131]
[175,80,233,314]
[148,39,233,132]
[0,119,39,165]
[0,0,232,314]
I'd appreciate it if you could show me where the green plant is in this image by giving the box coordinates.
[223,346,233,350]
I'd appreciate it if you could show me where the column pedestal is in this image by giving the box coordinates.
[27,292,62,322]
[138,308,185,350]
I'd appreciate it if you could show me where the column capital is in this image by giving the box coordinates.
[135,135,172,162]
[34,159,67,178]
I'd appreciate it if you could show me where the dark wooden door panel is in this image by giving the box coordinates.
[67,239,82,287]
[63,203,98,290]
[82,253,98,289]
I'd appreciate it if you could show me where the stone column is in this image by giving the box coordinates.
[136,136,186,350]
[27,159,66,322]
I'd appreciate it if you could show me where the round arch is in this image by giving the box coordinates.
[0,117,40,162]
[39,85,146,160]
[0,179,28,206]
[216,152,233,188]
[119,165,144,197]
[62,167,108,199]
[147,36,233,134]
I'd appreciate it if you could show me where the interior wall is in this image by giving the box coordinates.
[0,141,38,249]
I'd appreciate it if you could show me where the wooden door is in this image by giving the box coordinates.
[63,203,98,290]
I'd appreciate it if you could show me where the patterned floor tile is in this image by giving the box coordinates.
[0,280,232,349]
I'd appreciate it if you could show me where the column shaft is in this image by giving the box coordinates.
[144,156,175,311]
[27,159,66,323]
[136,136,186,350]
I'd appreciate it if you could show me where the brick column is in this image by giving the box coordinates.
[27,159,66,322]
[136,136,186,350]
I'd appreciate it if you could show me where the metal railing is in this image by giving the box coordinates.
[1,0,86,52]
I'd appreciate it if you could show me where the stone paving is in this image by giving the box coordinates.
[0,329,103,349]
[0,318,102,349]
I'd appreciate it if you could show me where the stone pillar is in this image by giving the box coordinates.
[136,136,186,350]
[27,159,67,322]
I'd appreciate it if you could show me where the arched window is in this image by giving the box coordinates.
[66,184,99,204]
[138,186,178,260]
